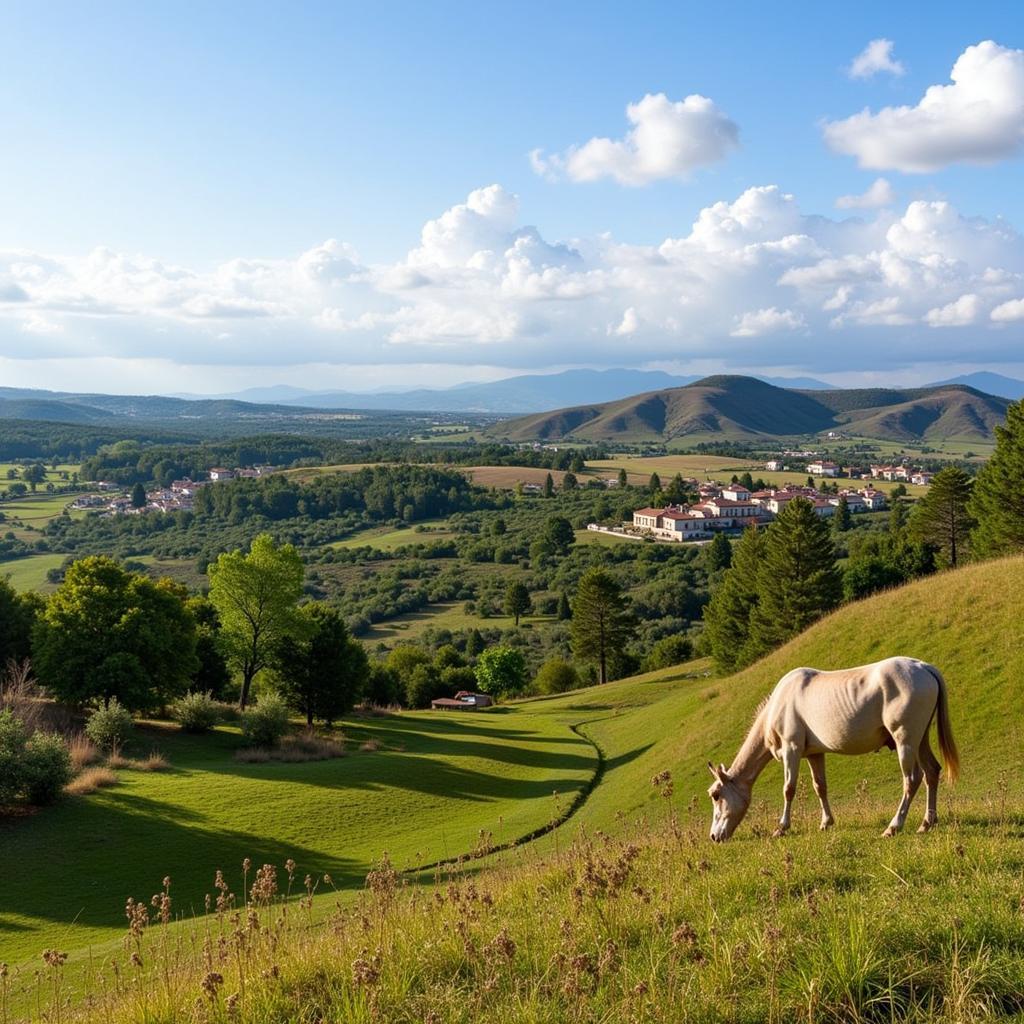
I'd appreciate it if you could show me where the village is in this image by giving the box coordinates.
[591,459,933,544]
[69,465,280,516]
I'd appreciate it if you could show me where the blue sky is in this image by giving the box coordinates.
[1,1,1023,393]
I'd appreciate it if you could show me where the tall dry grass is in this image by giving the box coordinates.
[235,731,346,764]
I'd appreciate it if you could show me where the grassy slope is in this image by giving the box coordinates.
[39,558,1024,1024]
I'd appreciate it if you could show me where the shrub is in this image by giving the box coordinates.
[533,657,580,695]
[171,691,222,733]
[65,766,118,796]
[23,732,72,804]
[68,733,101,772]
[240,693,291,748]
[85,699,134,752]
[0,710,29,805]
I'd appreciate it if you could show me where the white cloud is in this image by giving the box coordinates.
[991,297,1024,322]
[925,293,981,327]
[836,178,896,209]
[824,41,1024,172]
[531,92,739,185]
[731,307,805,337]
[3,182,1024,375]
[849,39,905,79]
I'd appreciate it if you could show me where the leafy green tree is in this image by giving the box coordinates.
[832,495,851,534]
[739,472,755,491]
[648,472,662,494]
[466,629,485,658]
[570,568,634,685]
[130,482,147,509]
[747,498,842,658]
[543,473,554,498]
[7,482,27,497]
[704,532,732,572]
[640,634,693,673]
[970,400,1024,558]
[556,590,572,621]
[617,468,628,488]
[207,533,306,709]
[533,657,579,695]
[33,557,198,711]
[702,527,766,672]
[562,472,578,491]
[843,557,903,602]
[185,596,232,699]
[503,581,531,626]
[889,499,908,537]
[22,463,46,492]
[910,467,975,567]
[273,604,368,725]
[544,516,575,555]
[570,454,585,474]
[0,577,39,663]
[475,646,528,699]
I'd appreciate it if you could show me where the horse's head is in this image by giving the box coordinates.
[707,762,751,842]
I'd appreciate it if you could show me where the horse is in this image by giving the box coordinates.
[706,656,959,841]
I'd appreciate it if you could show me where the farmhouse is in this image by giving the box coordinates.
[431,691,494,711]
[765,459,783,471]
[208,468,235,482]
[911,471,934,486]
[808,460,840,477]
[860,489,887,510]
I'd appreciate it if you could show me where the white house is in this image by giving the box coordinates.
[208,468,235,482]
[720,485,752,501]
[911,472,934,486]
[765,460,783,472]
[860,489,887,510]
[808,460,840,477]
[632,507,664,530]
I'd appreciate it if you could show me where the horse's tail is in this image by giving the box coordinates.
[926,664,960,784]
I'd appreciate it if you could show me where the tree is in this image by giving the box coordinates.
[648,472,662,494]
[556,590,572,621]
[544,516,575,555]
[617,468,628,489]
[0,577,38,664]
[273,604,368,725]
[970,399,1024,558]
[207,533,306,709]
[889,499,909,537]
[543,473,555,498]
[22,463,46,492]
[641,634,693,673]
[474,646,528,699]
[466,629,485,658]
[33,558,198,711]
[562,472,578,491]
[747,498,842,657]
[702,527,766,672]
[832,495,851,535]
[7,482,27,497]
[503,582,532,626]
[704,532,732,572]
[130,481,147,509]
[911,467,975,567]
[570,569,634,685]
[570,454,585,474]
[186,596,232,699]
[533,657,579,695]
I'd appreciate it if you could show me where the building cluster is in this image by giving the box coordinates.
[70,465,279,516]
[626,480,889,542]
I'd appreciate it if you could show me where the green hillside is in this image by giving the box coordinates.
[489,374,1009,443]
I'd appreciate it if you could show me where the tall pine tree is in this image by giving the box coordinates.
[970,399,1024,558]
[702,526,766,672]
[570,569,634,685]
[747,498,842,658]
[911,466,974,567]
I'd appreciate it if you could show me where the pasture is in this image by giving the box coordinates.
[0,462,80,495]
[7,556,1024,1022]
[328,518,455,551]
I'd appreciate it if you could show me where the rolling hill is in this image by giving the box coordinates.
[489,374,1010,442]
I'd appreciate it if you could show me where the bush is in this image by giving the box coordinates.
[640,635,694,673]
[171,691,222,733]
[240,694,291,748]
[85,699,135,752]
[24,732,72,804]
[0,710,28,805]
[533,657,580,695]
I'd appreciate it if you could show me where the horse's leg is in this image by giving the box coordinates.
[917,734,941,833]
[883,735,922,837]
[807,753,834,830]
[772,746,801,838]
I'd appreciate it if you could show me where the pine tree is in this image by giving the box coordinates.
[970,399,1024,558]
[570,569,634,685]
[832,495,851,535]
[562,472,578,491]
[704,532,732,572]
[543,473,554,498]
[617,468,628,489]
[702,527,766,672]
[911,466,975,567]
[747,498,842,658]
[648,472,662,494]
[556,591,572,620]
[889,498,908,537]
[130,481,147,509]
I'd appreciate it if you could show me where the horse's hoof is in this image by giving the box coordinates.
[820,820,834,831]
[882,826,897,838]
[917,820,935,834]
[771,827,788,839]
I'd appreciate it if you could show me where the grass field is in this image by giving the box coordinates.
[0,463,79,495]
[8,557,1024,1021]
[0,552,68,591]
[362,602,558,645]
[328,518,455,551]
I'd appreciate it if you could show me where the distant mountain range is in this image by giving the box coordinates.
[927,372,1024,401]
[175,369,837,415]
[488,375,1010,444]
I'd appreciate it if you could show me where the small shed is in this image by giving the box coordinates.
[431,691,494,711]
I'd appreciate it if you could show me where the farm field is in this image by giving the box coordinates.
[328,517,454,551]
[462,465,581,489]
[362,602,559,645]
[0,552,67,591]
[0,462,79,494]
[13,555,1024,1022]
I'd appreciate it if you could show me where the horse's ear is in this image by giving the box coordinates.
[717,763,731,782]
[706,761,717,778]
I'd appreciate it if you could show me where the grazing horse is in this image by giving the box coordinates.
[707,656,959,841]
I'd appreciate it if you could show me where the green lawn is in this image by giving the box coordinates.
[0,462,80,494]
[329,518,454,551]
[362,602,558,645]
[0,552,67,591]
[0,707,596,967]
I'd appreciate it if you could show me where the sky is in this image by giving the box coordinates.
[2,0,1024,395]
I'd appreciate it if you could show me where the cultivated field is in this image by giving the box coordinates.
[328,518,456,551]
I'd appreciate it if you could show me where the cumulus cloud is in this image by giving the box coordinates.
[3,181,1024,375]
[731,307,805,337]
[824,41,1024,172]
[531,92,739,185]
[849,39,905,79]
[835,178,896,209]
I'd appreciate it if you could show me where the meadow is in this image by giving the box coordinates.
[5,556,1024,1022]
